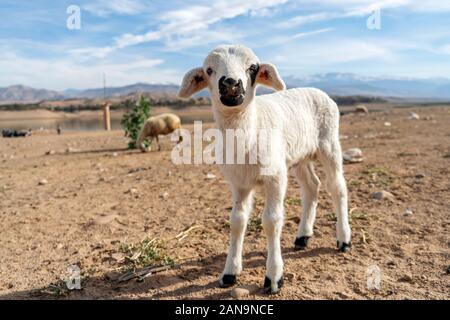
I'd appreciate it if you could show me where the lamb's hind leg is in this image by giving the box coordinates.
[294,162,321,250]
[220,187,254,287]
[319,144,351,252]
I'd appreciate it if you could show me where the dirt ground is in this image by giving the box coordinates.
[0,105,449,300]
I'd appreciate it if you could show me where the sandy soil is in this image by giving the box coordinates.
[0,106,449,300]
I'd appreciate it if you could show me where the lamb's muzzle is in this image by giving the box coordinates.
[218,76,245,107]
[177,44,351,294]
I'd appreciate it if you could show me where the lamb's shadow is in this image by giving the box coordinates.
[0,247,335,300]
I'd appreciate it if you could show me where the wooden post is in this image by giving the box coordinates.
[103,103,111,131]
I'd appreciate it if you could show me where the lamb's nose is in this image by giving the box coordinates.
[223,77,238,87]
[219,77,243,95]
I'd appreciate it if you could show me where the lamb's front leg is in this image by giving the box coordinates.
[219,187,254,287]
[262,172,287,294]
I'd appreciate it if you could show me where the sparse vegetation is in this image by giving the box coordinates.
[225,215,263,233]
[347,179,362,189]
[121,95,151,149]
[349,209,369,225]
[119,237,176,272]
[330,95,387,106]
[247,215,263,233]
[327,212,337,222]
[285,197,302,206]
[363,165,394,187]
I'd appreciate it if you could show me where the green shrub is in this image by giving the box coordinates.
[121,96,151,149]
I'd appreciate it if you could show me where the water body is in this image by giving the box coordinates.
[0,114,214,132]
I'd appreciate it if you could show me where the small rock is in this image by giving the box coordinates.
[387,260,397,268]
[285,272,296,281]
[355,105,369,114]
[7,283,13,289]
[384,122,391,127]
[38,179,48,186]
[339,135,349,140]
[111,252,124,262]
[371,190,395,201]
[230,287,250,299]
[415,173,425,179]
[343,148,364,164]
[399,274,414,283]
[160,192,169,199]
[112,152,118,157]
[206,173,216,179]
[66,147,80,153]
[404,208,413,216]
[408,112,420,120]
[45,150,56,155]
[56,243,64,250]
[94,214,120,225]
[126,188,138,194]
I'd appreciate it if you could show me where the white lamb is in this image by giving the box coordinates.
[178,44,351,294]
[137,113,182,152]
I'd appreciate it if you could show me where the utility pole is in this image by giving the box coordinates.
[102,73,111,131]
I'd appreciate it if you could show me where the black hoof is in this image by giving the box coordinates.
[337,241,352,252]
[263,276,284,294]
[294,236,310,250]
[219,274,237,288]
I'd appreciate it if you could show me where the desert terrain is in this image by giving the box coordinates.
[0,105,449,300]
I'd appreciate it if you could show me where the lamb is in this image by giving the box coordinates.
[137,113,182,152]
[178,44,351,294]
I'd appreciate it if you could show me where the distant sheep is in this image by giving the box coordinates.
[2,129,32,138]
[178,45,351,294]
[137,113,182,152]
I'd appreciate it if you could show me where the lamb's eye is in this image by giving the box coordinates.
[248,64,259,73]
[248,64,259,85]
[206,67,213,76]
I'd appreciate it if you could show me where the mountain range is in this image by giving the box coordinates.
[1,73,450,104]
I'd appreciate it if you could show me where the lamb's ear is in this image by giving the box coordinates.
[178,67,208,99]
[256,63,285,91]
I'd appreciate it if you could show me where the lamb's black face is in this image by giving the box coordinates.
[203,45,260,108]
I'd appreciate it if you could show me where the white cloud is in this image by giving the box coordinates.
[278,0,409,29]
[432,44,450,55]
[79,0,288,58]
[271,39,395,70]
[291,28,333,39]
[0,50,175,90]
[278,12,336,28]
[259,28,333,47]
[83,0,146,17]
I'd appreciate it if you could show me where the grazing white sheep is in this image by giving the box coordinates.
[178,45,351,294]
[137,113,182,152]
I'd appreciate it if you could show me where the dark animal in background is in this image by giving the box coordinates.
[2,129,32,138]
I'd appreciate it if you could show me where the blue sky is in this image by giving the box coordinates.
[0,0,449,90]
